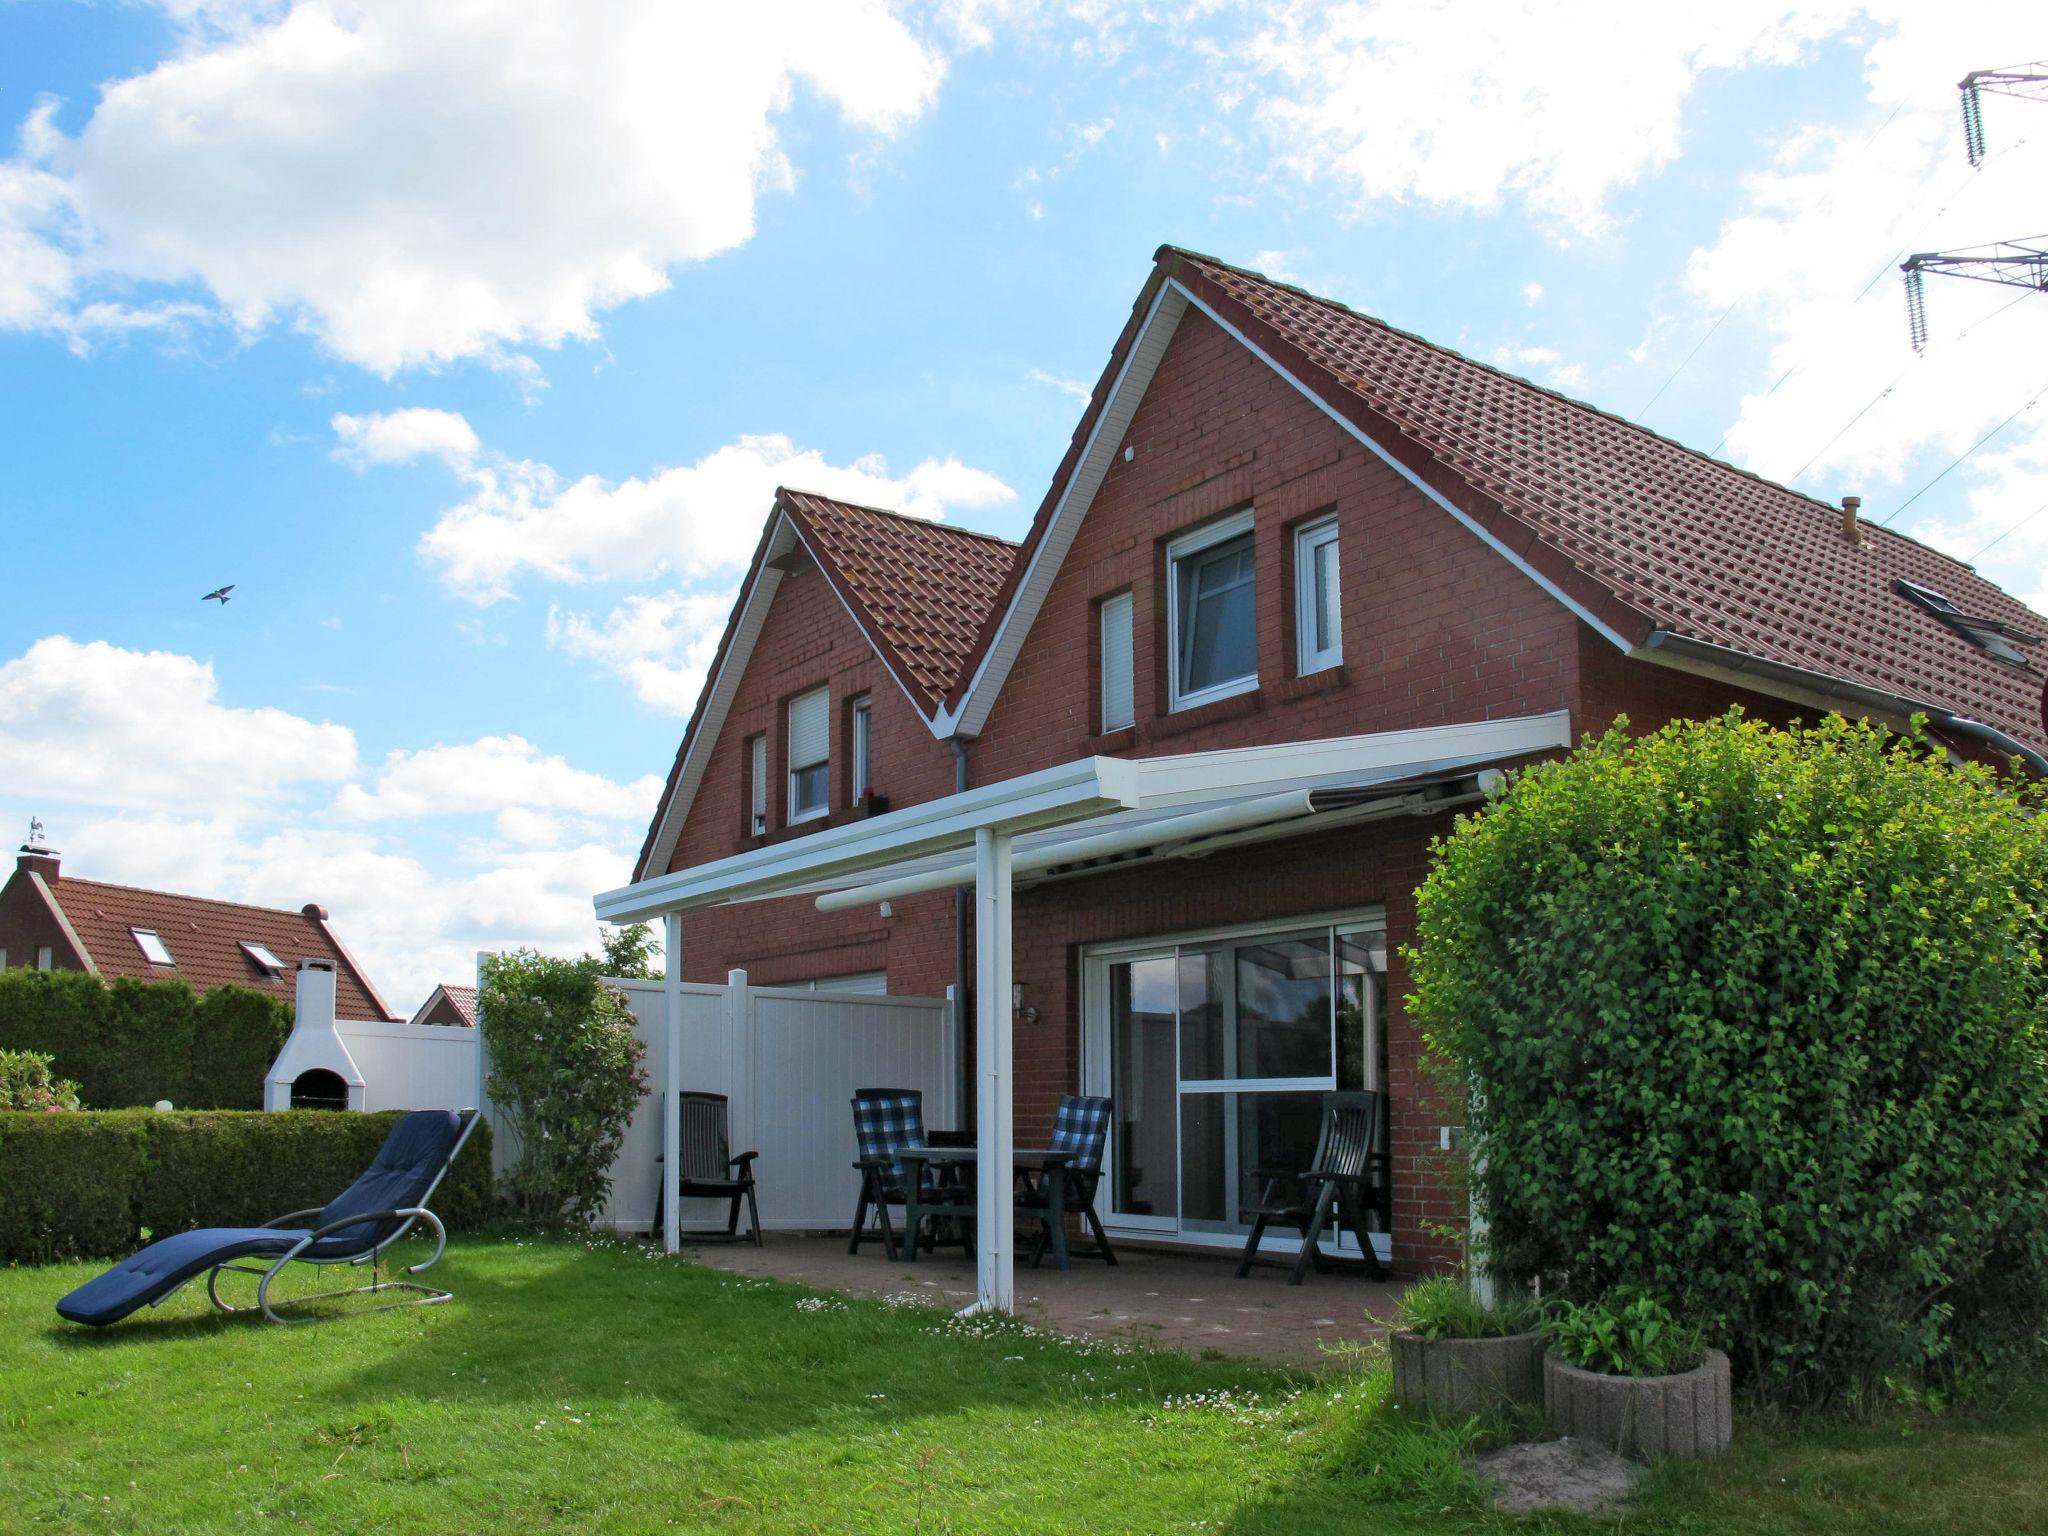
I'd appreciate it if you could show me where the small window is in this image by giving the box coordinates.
[787,686,830,823]
[131,928,174,966]
[850,695,873,805]
[748,734,768,836]
[1295,517,1342,674]
[1168,510,1259,710]
[1100,590,1135,731]
[35,946,52,971]
[241,941,285,975]
[1894,579,2039,669]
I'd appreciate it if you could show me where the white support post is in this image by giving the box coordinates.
[663,912,683,1255]
[727,968,752,1167]
[973,827,1015,1313]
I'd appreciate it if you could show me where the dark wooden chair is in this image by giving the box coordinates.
[650,1091,761,1246]
[1018,1093,1117,1268]
[1235,1090,1388,1284]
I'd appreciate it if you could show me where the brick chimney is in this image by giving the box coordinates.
[15,844,58,883]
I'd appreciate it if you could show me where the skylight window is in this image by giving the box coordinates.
[241,941,286,975]
[131,928,175,966]
[1894,579,2040,669]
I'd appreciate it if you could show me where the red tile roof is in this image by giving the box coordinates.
[780,490,1019,711]
[409,982,477,1027]
[1160,248,2048,753]
[27,867,396,1020]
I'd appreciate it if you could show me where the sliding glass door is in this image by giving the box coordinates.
[1090,913,1388,1256]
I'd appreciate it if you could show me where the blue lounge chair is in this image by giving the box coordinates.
[56,1108,480,1328]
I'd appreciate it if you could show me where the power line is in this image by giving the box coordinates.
[1969,495,2048,560]
[1876,375,2048,527]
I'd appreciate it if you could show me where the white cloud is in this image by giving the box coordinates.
[331,407,480,469]
[1236,1,1862,235]
[1250,249,1300,284]
[1523,282,1545,306]
[1491,343,1585,391]
[2,1,948,373]
[334,734,661,825]
[1674,6,2048,606]
[398,426,1015,603]
[1028,366,1093,402]
[0,637,356,812]
[547,591,736,716]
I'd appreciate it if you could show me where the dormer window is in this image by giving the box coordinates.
[241,941,286,976]
[1894,579,2040,669]
[131,928,175,966]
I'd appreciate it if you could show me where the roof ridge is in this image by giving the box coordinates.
[55,875,324,923]
[1161,245,1978,571]
[779,486,1020,548]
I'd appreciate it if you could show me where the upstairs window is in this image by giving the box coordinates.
[1295,516,1342,675]
[1168,510,1259,710]
[747,734,768,836]
[1894,579,2039,669]
[241,941,286,976]
[787,686,830,823]
[850,695,873,805]
[1100,590,1135,731]
[131,928,175,966]
[36,945,53,971]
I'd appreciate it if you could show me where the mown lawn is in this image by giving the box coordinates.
[2,1235,2044,1534]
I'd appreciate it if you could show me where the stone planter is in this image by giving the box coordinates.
[1390,1329,1545,1416]
[1542,1348,1732,1461]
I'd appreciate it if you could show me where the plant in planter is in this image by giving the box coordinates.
[1542,1292,1731,1460]
[1390,1275,1547,1417]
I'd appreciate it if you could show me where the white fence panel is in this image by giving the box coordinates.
[595,979,728,1235]
[746,986,957,1229]
[339,1019,480,1112]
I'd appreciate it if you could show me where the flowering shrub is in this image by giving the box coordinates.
[481,948,647,1227]
[1412,711,2048,1404]
[0,1049,80,1112]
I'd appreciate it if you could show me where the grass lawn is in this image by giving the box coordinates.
[3,1235,2045,1534]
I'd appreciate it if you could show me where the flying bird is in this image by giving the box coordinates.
[202,585,235,604]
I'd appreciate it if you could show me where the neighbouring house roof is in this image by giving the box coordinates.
[630,491,1019,882]
[781,490,1019,711]
[948,245,2048,752]
[15,861,397,1020]
[407,982,477,1028]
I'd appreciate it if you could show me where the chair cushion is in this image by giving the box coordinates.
[312,1109,467,1254]
[55,1227,310,1327]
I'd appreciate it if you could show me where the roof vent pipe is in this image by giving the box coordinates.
[1841,495,1863,546]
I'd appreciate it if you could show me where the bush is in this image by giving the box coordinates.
[481,948,646,1227]
[0,1049,80,1112]
[0,1109,493,1264]
[1411,711,2048,1405]
[0,970,290,1108]
[1546,1292,1705,1377]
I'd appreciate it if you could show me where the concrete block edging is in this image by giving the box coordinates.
[1390,1329,1545,1416]
[1541,1348,1733,1461]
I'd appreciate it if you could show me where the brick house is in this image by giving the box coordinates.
[0,842,398,1022]
[601,247,2048,1287]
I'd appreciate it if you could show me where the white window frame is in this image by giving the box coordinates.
[786,686,831,825]
[36,946,52,971]
[131,928,174,966]
[1295,515,1343,675]
[241,940,285,975]
[850,695,873,806]
[1099,590,1135,732]
[1166,508,1259,713]
[749,734,768,836]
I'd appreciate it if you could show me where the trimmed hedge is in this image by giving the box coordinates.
[0,970,290,1109]
[0,1110,493,1264]
[1411,712,2048,1405]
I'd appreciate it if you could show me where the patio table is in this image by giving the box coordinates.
[892,1147,1078,1270]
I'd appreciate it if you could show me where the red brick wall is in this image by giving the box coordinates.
[0,867,85,973]
[666,555,962,996]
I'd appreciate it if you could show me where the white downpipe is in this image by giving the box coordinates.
[974,827,1015,1313]
[663,912,683,1255]
[816,790,1314,913]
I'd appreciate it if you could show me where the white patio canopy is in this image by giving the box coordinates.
[594,709,1572,1312]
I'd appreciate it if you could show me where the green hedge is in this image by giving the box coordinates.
[0,970,289,1109]
[0,1110,493,1264]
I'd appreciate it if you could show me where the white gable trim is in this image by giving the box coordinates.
[28,871,97,976]
[941,279,1190,737]
[941,276,1635,741]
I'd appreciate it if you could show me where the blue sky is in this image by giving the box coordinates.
[2,2,2042,1005]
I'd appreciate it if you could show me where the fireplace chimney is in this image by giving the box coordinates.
[1841,494,1863,547]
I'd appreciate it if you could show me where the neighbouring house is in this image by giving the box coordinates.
[0,841,399,1022]
[597,245,2048,1285]
[409,982,478,1028]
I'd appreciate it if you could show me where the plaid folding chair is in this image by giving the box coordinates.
[1019,1093,1118,1268]
[848,1088,927,1256]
